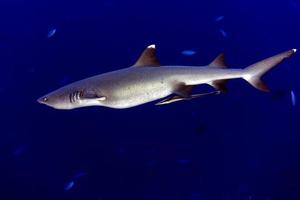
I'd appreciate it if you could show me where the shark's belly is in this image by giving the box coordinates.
[102,79,173,109]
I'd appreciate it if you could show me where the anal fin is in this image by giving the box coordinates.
[209,79,228,92]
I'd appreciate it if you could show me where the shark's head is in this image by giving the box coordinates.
[37,85,106,110]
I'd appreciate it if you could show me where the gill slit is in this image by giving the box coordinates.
[69,91,83,103]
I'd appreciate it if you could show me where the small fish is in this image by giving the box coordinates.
[219,29,228,38]
[47,28,57,38]
[64,181,75,191]
[215,15,224,22]
[181,50,196,56]
[291,90,296,106]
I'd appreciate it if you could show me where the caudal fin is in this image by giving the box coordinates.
[243,49,297,91]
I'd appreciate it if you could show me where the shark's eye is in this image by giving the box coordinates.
[43,97,48,102]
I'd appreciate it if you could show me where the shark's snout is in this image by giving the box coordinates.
[37,92,79,110]
[37,96,48,105]
[37,97,42,104]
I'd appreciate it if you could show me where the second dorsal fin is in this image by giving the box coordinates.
[209,53,227,68]
[132,44,160,67]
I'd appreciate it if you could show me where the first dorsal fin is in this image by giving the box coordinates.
[132,44,160,67]
[209,53,227,68]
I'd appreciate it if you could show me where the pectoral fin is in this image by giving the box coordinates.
[96,96,106,101]
[156,91,221,105]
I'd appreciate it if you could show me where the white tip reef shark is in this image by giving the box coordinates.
[37,44,297,109]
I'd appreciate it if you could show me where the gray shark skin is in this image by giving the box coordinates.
[37,45,297,110]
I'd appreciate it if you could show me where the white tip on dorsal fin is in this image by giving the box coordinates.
[132,44,160,67]
[209,53,227,68]
[148,44,156,49]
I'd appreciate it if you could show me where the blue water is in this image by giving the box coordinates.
[0,0,300,199]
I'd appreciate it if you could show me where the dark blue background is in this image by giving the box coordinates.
[0,0,299,199]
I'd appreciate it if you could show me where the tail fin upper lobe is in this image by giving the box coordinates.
[243,49,297,91]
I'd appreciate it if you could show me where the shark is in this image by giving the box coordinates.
[37,44,297,110]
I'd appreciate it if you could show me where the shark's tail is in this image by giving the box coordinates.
[242,49,297,91]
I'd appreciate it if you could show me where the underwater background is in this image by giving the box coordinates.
[0,0,300,199]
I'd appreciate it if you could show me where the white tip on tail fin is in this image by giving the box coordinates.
[243,49,296,92]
